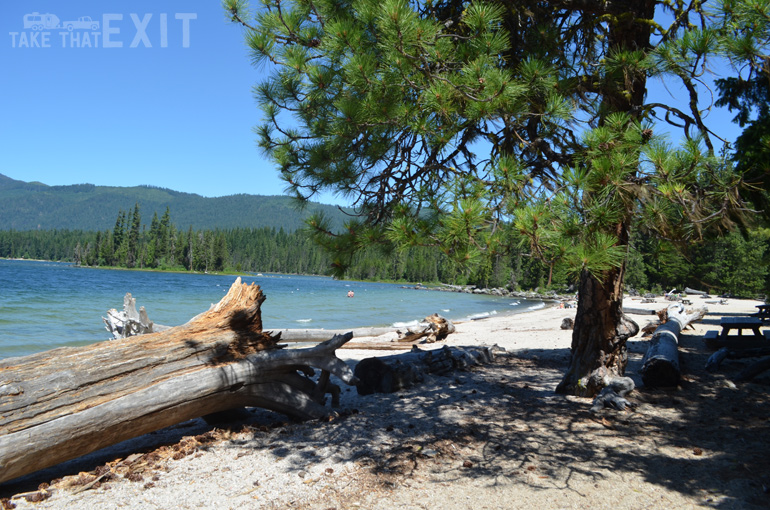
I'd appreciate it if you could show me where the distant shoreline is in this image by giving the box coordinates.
[404,282,572,303]
[1,257,567,306]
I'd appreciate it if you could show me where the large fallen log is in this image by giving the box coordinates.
[353,344,499,395]
[640,304,707,387]
[0,278,357,485]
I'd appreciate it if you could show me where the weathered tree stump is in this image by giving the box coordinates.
[590,376,636,412]
[0,278,357,485]
[102,292,160,339]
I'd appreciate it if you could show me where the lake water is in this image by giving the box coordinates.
[0,259,542,360]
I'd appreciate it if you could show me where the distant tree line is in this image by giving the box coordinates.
[0,204,767,297]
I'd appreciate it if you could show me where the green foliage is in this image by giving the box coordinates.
[228,0,758,300]
[714,0,770,218]
[693,229,769,297]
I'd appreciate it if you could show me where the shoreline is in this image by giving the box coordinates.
[406,281,574,303]
[3,295,768,508]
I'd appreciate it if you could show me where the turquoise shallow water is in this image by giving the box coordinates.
[0,259,541,360]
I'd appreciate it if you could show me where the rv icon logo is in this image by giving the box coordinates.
[23,13,100,31]
[10,12,196,48]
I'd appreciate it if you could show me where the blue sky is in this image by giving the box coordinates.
[0,1,290,199]
[0,1,745,204]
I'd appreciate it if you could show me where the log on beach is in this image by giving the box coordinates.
[736,356,770,382]
[684,287,709,296]
[274,327,398,342]
[275,314,455,345]
[395,314,455,343]
[0,278,357,485]
[706,346,770,379]
[353,344,499,395]
[640,304,707,387]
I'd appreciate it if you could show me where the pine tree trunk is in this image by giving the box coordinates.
[555,266,638,397]
[554,1,652,398]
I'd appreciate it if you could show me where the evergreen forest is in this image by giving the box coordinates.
[0,204,767,298]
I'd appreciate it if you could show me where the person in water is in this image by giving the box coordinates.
[347,290,354,298]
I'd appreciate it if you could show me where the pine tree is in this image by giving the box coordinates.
[227,0,761,396]
[126,204,141,268]
[212,232,228,272]
[145,212,160,268]
[159,206,172,265]
[113,210,127,266]
[713,0,770,218]
[98,229,113,266]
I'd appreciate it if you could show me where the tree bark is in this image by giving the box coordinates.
[556,268,638,397]
[0,278,357,485]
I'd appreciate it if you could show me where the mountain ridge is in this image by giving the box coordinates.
[0,173,350,232]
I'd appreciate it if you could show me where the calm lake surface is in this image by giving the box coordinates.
[0,259,542,360]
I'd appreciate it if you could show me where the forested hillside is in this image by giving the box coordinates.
[1,176,768,296]
[1,207,767,298]
[0,173,349,231]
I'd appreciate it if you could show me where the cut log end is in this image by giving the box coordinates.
[641,360,680,387]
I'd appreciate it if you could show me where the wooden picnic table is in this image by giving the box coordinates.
[755,304,770,321]
[719,316,765,339]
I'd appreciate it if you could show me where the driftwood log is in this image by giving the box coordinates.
[706,346,770,379]
[272,327,399,342]
[590,376,636,412]
[684,287,709,296]
[640,304,707,387]
[353,344,499,395]
[736,356,770,382]
[705,347,731,372]
[273,315,455,345]
[0,278,357,485]
[395,314,455,343]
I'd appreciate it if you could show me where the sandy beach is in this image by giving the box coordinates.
[3,295,770,509]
